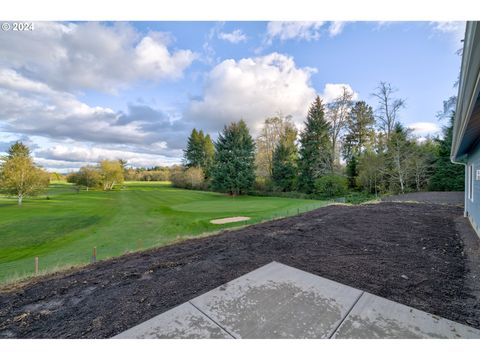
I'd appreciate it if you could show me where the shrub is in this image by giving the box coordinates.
[66,172,78,184]
[314,174,348,198]
[170,166,206,190]
[184,167,206,190]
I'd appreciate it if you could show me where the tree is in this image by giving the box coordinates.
[170,166,206,190]
[357,150,386,195]
[256,115,294,179]
[345,154,359,189]
[7,141,31,158]
[297,96,332,193]
[343,101,376,158]
[76,165,101,191]
[315,174,348,198]
[184,167,206,189]
[211,120,256,195]
[118,159,128,176]
[385,123,414,193]
[0,142,49,205]
[372,82,406,139]
[429,113,464,191]
[271,124,298,192]
[202,133,215,179]
[326,86,354,168]
[99,160,124,191]
[183,129,204,168]
[409,139,436,191]
[183,129,215,179]
[343,101,376,188]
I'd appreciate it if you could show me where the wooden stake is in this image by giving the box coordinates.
[91,247,97,263]
[35,257,39,275]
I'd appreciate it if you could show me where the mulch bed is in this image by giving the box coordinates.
[0,201,478,338]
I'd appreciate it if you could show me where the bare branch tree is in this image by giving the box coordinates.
[256,114,294,178]
[371,82,406,139]
[326,86,354,168]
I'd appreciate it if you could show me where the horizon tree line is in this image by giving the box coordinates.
[178,82,465,197]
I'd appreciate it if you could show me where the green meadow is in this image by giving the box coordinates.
[0,181,328,283]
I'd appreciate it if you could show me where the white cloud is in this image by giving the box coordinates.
[185,53,317,134]
[266,22,325,42]
[36,144,179,170]
[329,22,346,37]
[430,21,466,44]
[0,70,148,144]
[0,22,197,93]
[0,67,193,151]
[408,122,441,136]
[218,29,247,43]
[321,83,359,103]
[134,34,197,80]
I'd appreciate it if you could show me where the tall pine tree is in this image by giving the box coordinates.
[297,96,332,193]
[183,129,215,179]
[272,123,298,192]
[183,129,203,167]
[343,101,376,188]
[211,120,256,195]
[202,133,215,179]
[7,141,31,158]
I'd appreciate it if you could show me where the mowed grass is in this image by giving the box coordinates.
[0,181,328,283]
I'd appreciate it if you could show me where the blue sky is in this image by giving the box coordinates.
[0,21,465,171]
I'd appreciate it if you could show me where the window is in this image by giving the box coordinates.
[468,164,474,201]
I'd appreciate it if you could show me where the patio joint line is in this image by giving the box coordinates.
[328,291,365,339]
[188,301,237,339]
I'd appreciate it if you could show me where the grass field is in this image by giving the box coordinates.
[0,181,328,283]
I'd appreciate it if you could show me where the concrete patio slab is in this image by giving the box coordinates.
[114,302,233,339]
[190,262,362,338]
[332,292,480,339]
[113,262,480,339]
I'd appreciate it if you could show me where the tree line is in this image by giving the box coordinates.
[175,82,464,197]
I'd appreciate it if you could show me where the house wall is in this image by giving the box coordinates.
[466,141,480,236]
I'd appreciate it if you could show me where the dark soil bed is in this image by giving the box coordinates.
[382,191,464,206]
[1,202,479,338]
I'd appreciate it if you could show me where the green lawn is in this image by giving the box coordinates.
[0,181,328,283]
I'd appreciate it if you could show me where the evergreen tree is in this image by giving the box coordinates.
[343,101,376,158]
[297,96,332,193]
[345,154,359,189]
[343,101,376,188]
[183,129,215,179]
[183,129,204,168]
[272,124,298,192]
[7,141,30,158]
[211,120,256,195]
[429,113,464,191]
[202,133,215,179]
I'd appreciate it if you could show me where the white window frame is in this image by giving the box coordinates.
[468,164,474,201]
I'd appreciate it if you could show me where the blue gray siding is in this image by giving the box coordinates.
[466,141,480,235]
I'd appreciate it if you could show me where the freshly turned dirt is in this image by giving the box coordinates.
[382,191,464,206]
[1,201,479,338]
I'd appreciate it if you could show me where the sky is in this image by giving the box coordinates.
[0,21,466,172]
